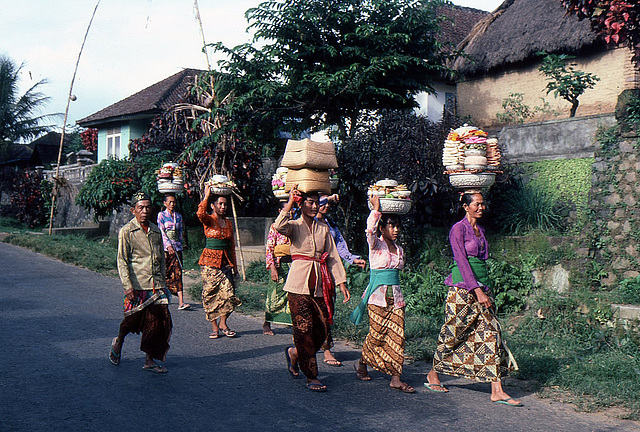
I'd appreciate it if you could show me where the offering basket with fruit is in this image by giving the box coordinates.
[367,178,412,215]
[205,174,235,195]
[157,162,185,193]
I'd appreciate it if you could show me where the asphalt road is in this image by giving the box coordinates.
[1,242,638,432]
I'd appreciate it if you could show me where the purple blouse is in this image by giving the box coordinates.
[444,217,489,292]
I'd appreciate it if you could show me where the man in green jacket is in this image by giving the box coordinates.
[108,192,173,373]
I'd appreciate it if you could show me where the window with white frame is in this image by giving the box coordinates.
[106,126,121,158]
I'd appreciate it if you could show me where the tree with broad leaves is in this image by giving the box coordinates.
[210,0,455,142]
[560,0,640,66]
[538,51,599,117]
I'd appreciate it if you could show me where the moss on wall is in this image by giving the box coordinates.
[521,158,594,215]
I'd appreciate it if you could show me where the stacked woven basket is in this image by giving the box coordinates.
[442,125,502,192]
[280,138,338,195]
[157,163,184,194]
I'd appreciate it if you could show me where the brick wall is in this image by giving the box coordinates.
[457,47,639,127]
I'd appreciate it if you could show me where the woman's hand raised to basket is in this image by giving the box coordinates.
[281,184,300,214]
[369,193,381,212]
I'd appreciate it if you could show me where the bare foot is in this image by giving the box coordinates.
[262,322,275,335]
[323,350,342,366]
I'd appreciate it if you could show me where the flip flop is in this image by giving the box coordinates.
[178,304,191,310]
[306,382,327,392]
[109,337,120,365]
[424,382,449,393]
[493,397,523,407]
[209,332,219,339]
[390,383,416,394]
[142,365,167,373]
[323,358,342,367]
[220,328,236,338]
[285,347,300,379]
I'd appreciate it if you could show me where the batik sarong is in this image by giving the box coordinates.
[201,266,242,321]
[265,263,292,325]
[361,299,405,376]
[288,292,330,380]
[433,286,518,382]
[165,251,183,295]
[120,290,172,361]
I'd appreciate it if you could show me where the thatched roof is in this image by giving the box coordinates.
[454,0,604,77]
[77,68,204,127]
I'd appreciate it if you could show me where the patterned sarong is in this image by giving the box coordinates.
[433,286,518,382]
[288,293,330,380]
[265,263,292,325]
[201,266,242,321]
[165,251,183,295]
[362,300,405,376]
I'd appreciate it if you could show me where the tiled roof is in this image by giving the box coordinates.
[77,68,205,126]
[437,4,490,48]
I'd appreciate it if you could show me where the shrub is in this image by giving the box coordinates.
[487,258,534,313]
[10,170,52,227]
[492,180,566,235]
[617,276,640,304]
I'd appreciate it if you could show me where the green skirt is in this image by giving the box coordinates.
[265,263,292,325]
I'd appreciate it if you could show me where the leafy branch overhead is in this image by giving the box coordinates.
[210,0,456,140]
[560,0,640,66]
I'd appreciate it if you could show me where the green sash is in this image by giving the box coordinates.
[451,257,492,288]
[205,238,230,250]
[349,269,400,325]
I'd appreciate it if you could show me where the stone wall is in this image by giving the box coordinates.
[589,130,640,283]
[499,115,616,163]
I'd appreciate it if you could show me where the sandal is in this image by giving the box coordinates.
[424,382,449,393]
[220,328,237,338]
[209,331,219,339]
[323,358,342,367]
[109,337,121,365]
[285,347,300,379]
[353,361,371,381]
[390,383,416,394]
[143,364,168,373]
[306,382,327,392]
[178,303,191,310]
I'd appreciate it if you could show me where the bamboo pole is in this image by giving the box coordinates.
[193,0,212,71]
[48,0,101,235]
[230,192,246,281]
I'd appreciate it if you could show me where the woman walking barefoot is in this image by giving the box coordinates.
[197,184,242,339]
[425,192,520,406]
[350,194,414,393]
[274,186,350,392]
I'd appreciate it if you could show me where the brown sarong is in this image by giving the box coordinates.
[288,292,330,380]
[201,266,242,321]
[119,303,172,361]
[361,299,405,376]
[432,286,518,382]
[165,251,183,295]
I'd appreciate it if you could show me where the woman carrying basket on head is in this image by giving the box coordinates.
[424,192,520,406]
[350,194,415,393]
[197,184,242,339]
[274,185,350,392]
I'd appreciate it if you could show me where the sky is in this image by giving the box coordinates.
[1,0,504,130]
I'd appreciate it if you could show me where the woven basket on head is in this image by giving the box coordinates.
[281,138,338,170]
[285,168,331,194]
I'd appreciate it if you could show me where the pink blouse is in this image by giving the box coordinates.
[265,224,290,269]
[366,210,405,308]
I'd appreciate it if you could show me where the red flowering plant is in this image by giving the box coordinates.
[561,0,640,65]
[10,170,53,227]
[80,128,98,152]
